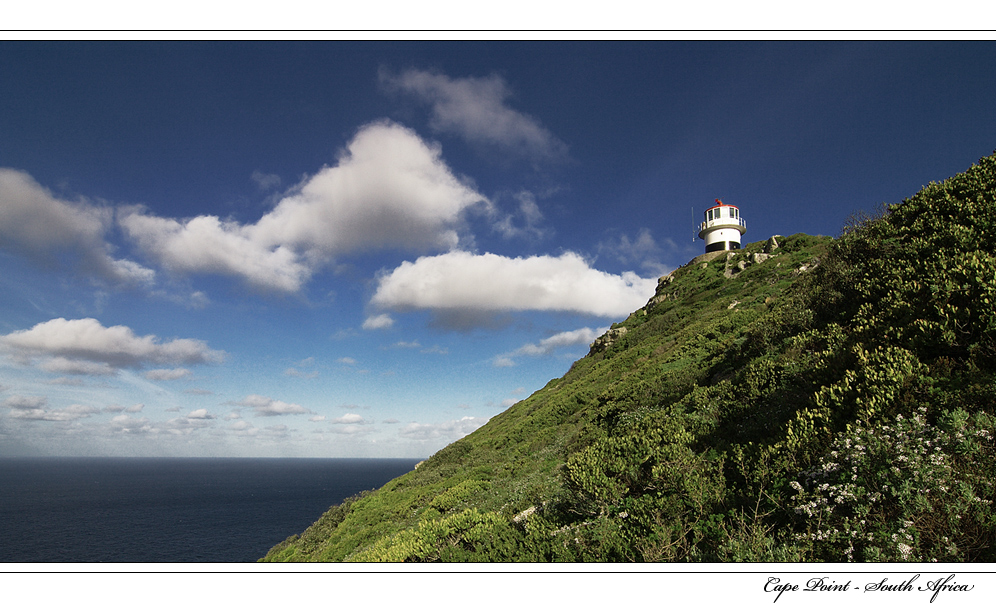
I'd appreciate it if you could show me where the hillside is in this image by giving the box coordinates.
[262,152,996,562]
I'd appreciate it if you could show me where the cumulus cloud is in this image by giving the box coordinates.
[362,314,394,330]
[2,395,47,410]
[330,423,374,435]
[493,326,607,367]
[165,415,214,435]
[186,408,215,420]
[330,413,364,424]
[0,168,155,286]
[104,403,144,413]
[381,69,568,161]
[120,121,488,293]
[371,251,657,323]
[398,416,487,441]
[228,394,311,417]
[119,210,310,294]
[109,415,151,433]
[514,326,606,356]
[37,357,117,376]
[3,395,101,422]
[0,318,225,376]
[144,368,192,381]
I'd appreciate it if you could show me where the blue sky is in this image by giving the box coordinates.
[1,41,994,457]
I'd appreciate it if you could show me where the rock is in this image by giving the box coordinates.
[513,506,537,523]
[589,326,628,355]
[765,235,782,253]
[752,252,771,264]
[728,299,740,309]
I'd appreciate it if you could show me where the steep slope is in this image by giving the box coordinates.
[263,152,996,562]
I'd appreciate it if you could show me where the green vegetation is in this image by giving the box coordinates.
[263,152,996,562]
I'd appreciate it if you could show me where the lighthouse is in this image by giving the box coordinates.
[698,199,746,253]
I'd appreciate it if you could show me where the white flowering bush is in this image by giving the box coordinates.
[789,408,995,561]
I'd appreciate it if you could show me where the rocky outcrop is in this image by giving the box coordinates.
[724,243,779,278]
[589,326,628,355]
[765,235,782,253]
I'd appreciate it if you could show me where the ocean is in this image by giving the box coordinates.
[0,457,420,563]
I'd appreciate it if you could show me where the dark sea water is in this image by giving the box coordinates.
[0,457,420,563]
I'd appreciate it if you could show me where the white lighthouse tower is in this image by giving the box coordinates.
[698,199,746,253]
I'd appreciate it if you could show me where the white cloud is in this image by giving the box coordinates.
[284,367,318,379]
[165,415,214,434]
[0,167,155,285]
[103,403,144,414]
[3,395,101,422]
[516,326,607,356]
[2,395,47,410]
[330,413,364,424]
[371,250,657,320]
[144,368,192,381]
[119,210,310,294]
[382,69,568,161]
[493,191,547,240]
[0,318,225,375]
[330,423,374,435]
[229,420,256,433]
[38,357,117,375]
[186,408,215,420]
[362,314,395,330]
[398,416,487,441]
[228,394,311,417]
[493,327,606,367]
[338,357,357,365]
[597,228,673,277]
[120,121,488,293]
[309,415,326,422]
[109,415,151,433]
[250,170,281,191]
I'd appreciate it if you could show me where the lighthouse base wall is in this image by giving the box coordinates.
[705,240,741,253]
